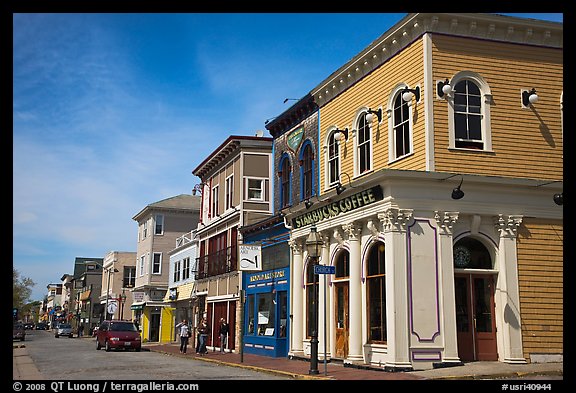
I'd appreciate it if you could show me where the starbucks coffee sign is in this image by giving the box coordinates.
[292,185,383,229]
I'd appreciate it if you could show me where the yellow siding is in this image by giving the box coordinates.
[516,218,563,359]
[320,39,426,192]
[431,35,563,180]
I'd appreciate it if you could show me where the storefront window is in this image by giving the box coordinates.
[257,293,275,336]
[279,291,287,338]
[367,242,386,343]
[247,294,255,334]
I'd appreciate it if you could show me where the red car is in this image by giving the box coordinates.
[96,320,141,352]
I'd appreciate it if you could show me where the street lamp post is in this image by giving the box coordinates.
[306,224,323,375]
[104,267,119,321]
[119,289,127,320]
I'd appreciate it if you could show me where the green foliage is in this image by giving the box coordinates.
[13,268,35,311]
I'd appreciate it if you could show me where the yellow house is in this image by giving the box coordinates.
[279,13,562,371]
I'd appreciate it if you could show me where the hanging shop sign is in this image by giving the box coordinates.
[292,185,383,229]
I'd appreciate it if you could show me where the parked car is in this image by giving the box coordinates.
[54,323,74,338]
[96,320,141,352]
[13,322,26,341]
[35,322,48,330]
[24,322,35,330]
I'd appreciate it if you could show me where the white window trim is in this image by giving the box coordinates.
[445,71,493,152]
[246,177,265,201]
[152,252,162,275]
[353,108,374,177]
[225,174,234,211]
[387,84,415,163]
[323,126,344,191]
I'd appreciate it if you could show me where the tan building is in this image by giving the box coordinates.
[131,194,201,343]
[280,13,562,371]
[192,134,273,352]
[99,251,137,322]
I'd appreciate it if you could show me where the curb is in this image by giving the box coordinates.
[152,349,329,380]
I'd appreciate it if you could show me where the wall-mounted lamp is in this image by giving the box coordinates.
[333,128,349,142]
[437,79,452,98]
[192,183,206,196]
[522,88,539,107]
[366,108,382,124]
[402,86,420,102]
[283,98,298,103]
[264,116,277,125]
[335,172,353,195]
[451,177,465,200]
[553,193,563,206]
[305,199,314,209]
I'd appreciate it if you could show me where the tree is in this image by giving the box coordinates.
[13,268,35,311]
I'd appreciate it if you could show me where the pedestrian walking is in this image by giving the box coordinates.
[197,318,209,355]
[176,319,190,353]
[218,318,229,353]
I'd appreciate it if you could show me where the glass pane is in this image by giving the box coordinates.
[455,277,469,332]
[247,295,255,334]
[469,95,481,107]
[455,114,467,139]
[467,81,480,95]
[474,278,492,333]
[468,116,482,140]
[336,286,345,329]
[279,291,287,337]
[257,292,274,336]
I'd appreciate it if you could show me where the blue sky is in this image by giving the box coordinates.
[13,13,563,302]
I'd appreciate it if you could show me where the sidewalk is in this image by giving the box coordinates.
[144,342,564,381]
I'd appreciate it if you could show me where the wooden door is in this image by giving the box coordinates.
[334,282,349,359]
[455,274,498,361]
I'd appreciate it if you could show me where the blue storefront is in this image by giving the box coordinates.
[240,215,290,358]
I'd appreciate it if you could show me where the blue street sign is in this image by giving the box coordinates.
[314,265,335,275]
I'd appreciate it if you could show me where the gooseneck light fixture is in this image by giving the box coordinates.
[305,224,323,375]
[437,79,452,98]
[553,193,563,206]
[451,177,465,200]
[365,107,382,124]
[335,172,353,195]
[402,86,420,103]
[333,128,349,142]
[522,88,539,107]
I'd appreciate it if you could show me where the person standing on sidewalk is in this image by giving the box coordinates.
[218,318,229,353]
[176,319,190,354]
[197,318,209,355]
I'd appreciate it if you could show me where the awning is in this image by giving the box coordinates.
[130,303,144,311]
[79,290,92,301]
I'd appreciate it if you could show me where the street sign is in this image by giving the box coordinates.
[314,265,335,275]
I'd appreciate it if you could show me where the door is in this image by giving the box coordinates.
[149,312,160,342]
[334,282,349,359]
[455,274,497,361]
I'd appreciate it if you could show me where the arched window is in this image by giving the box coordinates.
[445,72,493,151]
[300,142,314,200]
[279,155,291,208]
[356,112,372,175]
[392,91,412,160]
[327,131,340,186]
[366,242,386,343]
[335,250,350,279]
[453,237,492,269]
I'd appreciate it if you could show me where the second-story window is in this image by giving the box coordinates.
[247,178,264,201]
[142,220,148,239]
[300,143,313,200]
[279,155,291,208]
[212,185,219,217]
[123,267,136,288]
[225,175,234,210]
[154,214,164,235]
[182,257,190,280]
[139,255,145,276]
[453,79,483,149]
[392,91,412,160]
[327,131,340,186]
[356,112,372,175]
[173,260,181,282]
[152,252,162,274]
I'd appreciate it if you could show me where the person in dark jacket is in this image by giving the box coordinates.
[218,318,229,353]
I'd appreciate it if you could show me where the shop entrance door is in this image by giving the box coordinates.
[149,312,160,342]
[455,274,498,361]
[334,282,349,359]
